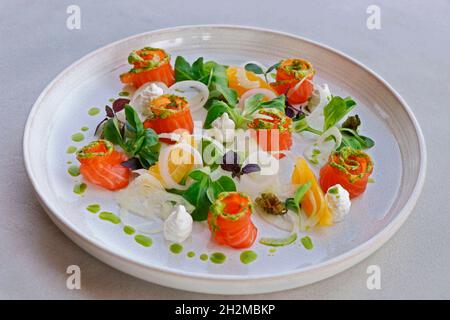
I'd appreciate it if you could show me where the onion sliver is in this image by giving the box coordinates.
[168,80,209,112]
[238,88,277,110]
[257,208,295,232]
[158,143,203,190]
[236,67,260,89]
[304,126,342,167]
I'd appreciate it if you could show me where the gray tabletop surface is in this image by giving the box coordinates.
[1,0,449,299]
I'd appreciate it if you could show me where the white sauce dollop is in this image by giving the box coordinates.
[326,184,351,222]
[210,113,235,143]
[163,205,193,243]
[131,82,165,116]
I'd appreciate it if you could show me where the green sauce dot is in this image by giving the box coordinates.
[88,107,100,116]
[169,243,183,254]
[71,133,84,142]
[98,211,121,224]
[269,248,277,254]
[86,204,100,214]
[210,252,226,264]
[240,250,257,264]
[123,225,135,235]
[200,253,208,261]
[134,234,152,247]
[187,251,195,258]
[81,126,89,132]
[301,236,314,250]
[67,165,80,177]
[118,91,130,97]
[66,146,77,154]
[73,182,87,195]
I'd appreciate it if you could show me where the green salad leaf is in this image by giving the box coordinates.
[102,105,160,169]
[323,96,356,131]
[285,182,311,213]
[174,56,237,107]
[175,168,236,221]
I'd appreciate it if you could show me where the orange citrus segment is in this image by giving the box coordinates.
[148,134,197,186]
[291,157,332,226]
[227,66,275,97]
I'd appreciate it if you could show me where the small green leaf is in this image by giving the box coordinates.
[211,176,236,199]
[244,63,264,74]
[102,118,123,147]
[286,182,312,213]
[125,104,143,134]
[323,96,356,131]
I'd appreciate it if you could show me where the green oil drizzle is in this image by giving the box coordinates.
[187,251,196,258]
[67,165,80,177]
[108,98,115,103]
[210,252,226,264]
[134,234,152,247]
[66,146,77,154]
[118,91,130,97]
[86,204,100,214]
[269,248,277,254]
[240,250,257,265]
[71,133,84,142]
[99,211,121,224]
[81,126,89,132]
[88,107,100,116]
[301,236,314,250]
[368,178,375,183]
[123,225,135,235]
[67,161,72,164]
[169,243,183,254]
[73,182,87,195]
[200,253,208,261]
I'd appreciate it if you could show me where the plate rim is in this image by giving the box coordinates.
[23,24,427,288]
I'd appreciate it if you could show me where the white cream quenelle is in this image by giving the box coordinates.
[210,112,235,143]
[163,205,193,243]
[325,184,351,222]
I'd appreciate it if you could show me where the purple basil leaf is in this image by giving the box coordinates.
[112,98,130,113]
[222,150,239,165]
[94,118,108,136]
[285,106,297,118]
[241,163,261,174]
[105,105,114,118]
[220,163,241,173]
[121,157,143,170]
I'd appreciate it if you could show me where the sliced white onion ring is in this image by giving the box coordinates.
[304,126,342,167]
[238,88,277,110]
[236,67,260,89]
[257,209,296,232]
[158,142,203,190]
[168,80,209,112]
[305,81,331,129]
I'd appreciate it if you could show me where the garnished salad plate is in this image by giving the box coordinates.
[24,26,426,294]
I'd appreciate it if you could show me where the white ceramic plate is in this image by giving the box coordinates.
[23,25,426,294]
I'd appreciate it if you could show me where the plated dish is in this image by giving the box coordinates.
[24,26,426,294]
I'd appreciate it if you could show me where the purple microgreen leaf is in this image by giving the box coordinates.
[241,163,261,174]
[121,157,143,170]
[285,105,297,118]
[94,117,108,136]
[112,98,130,113]
[222,150,239,165]
[105,105,114,118]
